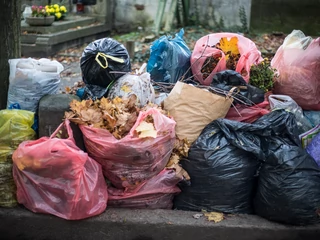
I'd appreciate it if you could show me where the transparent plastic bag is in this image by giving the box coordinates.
[7,58,63,112]
[271,30,320,110]
[108,65,155,107]
[12,120,108,220]
[80,108,176,189]
[191,33,262,85]
[269,94,313,134]
[108,169,182,209]
[226,101,270,123]
[0,109,36,207]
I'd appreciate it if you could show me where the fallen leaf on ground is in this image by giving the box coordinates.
[204,212,224,223]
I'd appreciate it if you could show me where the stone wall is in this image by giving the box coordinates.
[251,0,320,35]
[22,0,320,35]
[114,0,252,32]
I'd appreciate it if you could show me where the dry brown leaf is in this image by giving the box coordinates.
[126,94,138,112]
[92,121,104,129]
[166,153,190,181]
[135,121,157,138]
[66,96,143,139]
[102,111,117,129]
[174,138,190,157]
[65,86,71,93]
[167,153,180,166]
[66,117,86,125]
[117,111,131,127]
[119,112,138,135]
[204,212,224,223]
[100,97,113,111]
[80,109,102,123]
[64,111,75,119]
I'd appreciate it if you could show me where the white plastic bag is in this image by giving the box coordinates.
[108,64,155,107]
[269,94,312,134]
[7,58,64,112]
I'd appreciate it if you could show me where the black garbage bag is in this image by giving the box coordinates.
[211,70,265,105]
[174,117,263,214]
[80,38,131,98]
[174,110,320,223]
[253,113,320,226]
[82,84,108,100]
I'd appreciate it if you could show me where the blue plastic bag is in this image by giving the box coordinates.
[306,132,320,167]
[147,29,191,83]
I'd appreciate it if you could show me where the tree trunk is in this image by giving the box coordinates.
[0,0,21,109]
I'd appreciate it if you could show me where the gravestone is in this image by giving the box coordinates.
[38,94,86,151]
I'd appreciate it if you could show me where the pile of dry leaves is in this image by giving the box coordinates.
[65,94,190,179]
[64,95,158,139]
[201,36,240,79]
[166,138,191,181]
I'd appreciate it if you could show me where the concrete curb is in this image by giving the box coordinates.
[0,206,319,240]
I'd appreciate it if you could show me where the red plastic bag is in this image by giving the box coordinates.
[12,120,108,220]
[191,33,262,85]
[226,101,270,123]
[108,169,182,209]
[271,30,320,110]
[80,107,176,189]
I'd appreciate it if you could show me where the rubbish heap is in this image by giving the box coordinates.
[1,28,320,225]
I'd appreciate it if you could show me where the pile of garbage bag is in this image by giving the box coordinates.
[2,28,320,226]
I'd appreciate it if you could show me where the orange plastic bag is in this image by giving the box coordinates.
[80,108,176,189]
[271,30,320,110]
[12,120,108,220]
[191,33,262,85]
[108,169,182,209]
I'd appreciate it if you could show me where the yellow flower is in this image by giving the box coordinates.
[54,4,59,9]
[55,12,62,19]
[55,8,60,13]
[60,6,67,12]
[50,8,55,13]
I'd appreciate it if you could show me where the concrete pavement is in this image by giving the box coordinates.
[0,206,319,240]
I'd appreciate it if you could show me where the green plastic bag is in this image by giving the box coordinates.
[0,110,36,207]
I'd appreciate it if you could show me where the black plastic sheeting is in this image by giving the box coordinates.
[80,38,131,99]
[174,110,320,225]
[210,70,265,105]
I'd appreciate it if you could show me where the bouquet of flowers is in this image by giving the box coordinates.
[31,5,50,17]
[45,4,67,21]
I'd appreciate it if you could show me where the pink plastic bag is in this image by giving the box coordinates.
[80,108,176,189]
[12,120,108,220]
[191,33,262,85]
[108,169,182,209]
[226,101,270,123]
[271,30,320,110]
